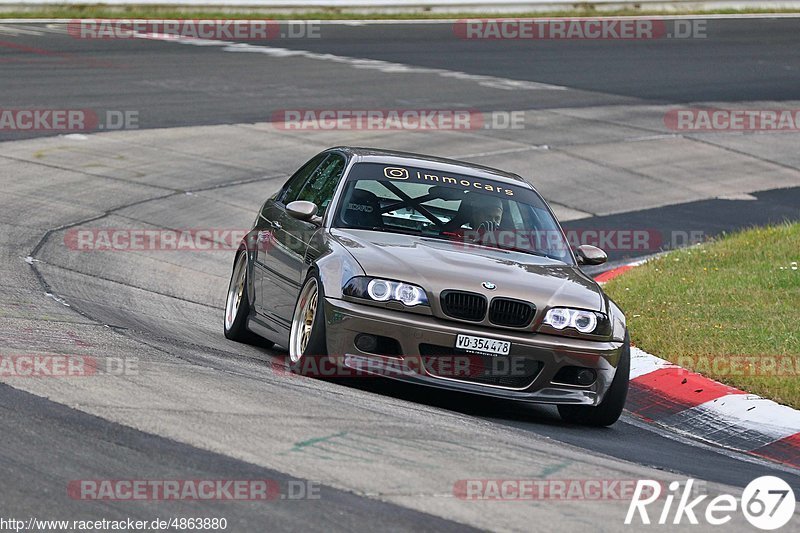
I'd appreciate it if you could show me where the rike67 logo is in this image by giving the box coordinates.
[626,477,796,530]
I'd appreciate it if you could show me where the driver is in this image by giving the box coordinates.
[442,193,504,241]
[468,195,503,233]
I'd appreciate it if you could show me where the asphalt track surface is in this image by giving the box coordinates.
[1,18,800,137]
[1,18,799,532]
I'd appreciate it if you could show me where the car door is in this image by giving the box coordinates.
[252,153,327,321]
[260,152,347,327]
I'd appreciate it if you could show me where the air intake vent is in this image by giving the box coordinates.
[489,298,535,327]
[440,291,487,322]
[419,344,543,389]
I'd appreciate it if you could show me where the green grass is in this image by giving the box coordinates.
[605,223,800,409]
[1,6,799,20]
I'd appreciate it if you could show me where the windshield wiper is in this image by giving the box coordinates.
[467,240,567,262]
[356,226,428,238]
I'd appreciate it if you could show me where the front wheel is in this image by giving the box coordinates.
[557,331,630,427]
[288,274,328,364]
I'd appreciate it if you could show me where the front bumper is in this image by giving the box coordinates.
[323,298,625,406]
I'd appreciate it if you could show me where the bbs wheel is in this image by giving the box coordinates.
[289,274,327,363]
[224,251,272,347]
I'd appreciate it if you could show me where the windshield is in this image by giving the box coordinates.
[334,162,574,264]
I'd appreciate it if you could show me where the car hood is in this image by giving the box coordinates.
[331,228,604,312]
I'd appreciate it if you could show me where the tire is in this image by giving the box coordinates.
[557,331,630,427]
[224,251,273,347]
[288,273,327,365]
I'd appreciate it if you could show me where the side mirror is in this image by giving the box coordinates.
[575,244,607,266]
[286,200,319,223]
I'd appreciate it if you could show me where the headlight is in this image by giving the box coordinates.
[542,307,604,335]
[545,308,571,330]
[367,279,392,301]
[571,310,597,333]
[344,276,429,307]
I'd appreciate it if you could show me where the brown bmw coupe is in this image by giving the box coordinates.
[224,147,629,426]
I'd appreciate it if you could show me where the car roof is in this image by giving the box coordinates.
[328,146,534,189]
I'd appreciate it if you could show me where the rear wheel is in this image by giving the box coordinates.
[224,251,272,347]
[557,332,630,427]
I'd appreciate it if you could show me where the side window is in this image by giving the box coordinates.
[507,200,525,230]
[294,154,347,215]
[279,153,327,204]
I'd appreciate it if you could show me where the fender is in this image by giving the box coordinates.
[607,298,627,343]
[307,229,366,300]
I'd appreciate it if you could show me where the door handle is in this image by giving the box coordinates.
[271,221,282,230]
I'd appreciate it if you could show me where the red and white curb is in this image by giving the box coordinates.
[594,261,800,469]
[593,259,647,284]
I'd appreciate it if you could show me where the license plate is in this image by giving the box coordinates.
[455,334,510,356]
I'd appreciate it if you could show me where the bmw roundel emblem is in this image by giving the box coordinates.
[482,281,496,290]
